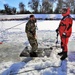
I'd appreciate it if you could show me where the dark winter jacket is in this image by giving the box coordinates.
[25,20,36,38]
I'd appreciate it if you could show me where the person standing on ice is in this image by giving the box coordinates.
[56,7,73,60]
[25,15,38,57]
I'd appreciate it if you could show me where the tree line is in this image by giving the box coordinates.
[0,0,75,15]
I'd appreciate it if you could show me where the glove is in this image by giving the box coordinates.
[62,32,66,37]
[33,19,37,23]
[56,29,59,33]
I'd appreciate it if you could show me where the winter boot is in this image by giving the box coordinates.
[58,51,64,56]
[30,51,38,57]
[60,52,67,60]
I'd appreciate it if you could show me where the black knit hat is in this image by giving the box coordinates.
[30,15,34,18]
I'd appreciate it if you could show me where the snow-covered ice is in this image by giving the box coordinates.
[0,17,75,75]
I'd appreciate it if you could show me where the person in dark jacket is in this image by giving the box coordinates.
[25,15,38,57]
[56,7,73,60]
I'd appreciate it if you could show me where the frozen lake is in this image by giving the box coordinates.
[0,20,75,62]
[0,20,75,75]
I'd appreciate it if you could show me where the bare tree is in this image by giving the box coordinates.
[11,7,16,14]
[4,4,16,14]
[42,0,53,13]
[28,0,39,13]
[19,2,25,14]
[57,0,75,13]
[4,4,12,14]
[57,0,63,10]
[54,4,59,14]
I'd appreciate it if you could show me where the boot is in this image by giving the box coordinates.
[58,51,64,56]
[60,52,67,60]
[30,51,38,57]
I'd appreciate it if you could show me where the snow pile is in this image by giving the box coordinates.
[1,47,64,75]
[0,61,13,74]
[67,62,75,75]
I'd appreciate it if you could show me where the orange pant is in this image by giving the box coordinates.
[60,37,69,52]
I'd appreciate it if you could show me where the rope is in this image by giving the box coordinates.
[0,21,26,33]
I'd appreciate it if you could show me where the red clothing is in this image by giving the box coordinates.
[60,37,69,52]
[58,8,73,52]
[59,16,73,38]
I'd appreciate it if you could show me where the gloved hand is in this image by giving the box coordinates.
[62,32,66,37]
[56,29,59,33]
[33,18,37,23]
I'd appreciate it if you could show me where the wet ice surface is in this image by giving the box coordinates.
[0,32,66,75]
[68,40,75,62]
[68,51,75,61]
[0,30,57,63]
[0,20,75,75]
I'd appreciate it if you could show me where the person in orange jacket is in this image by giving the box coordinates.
[56,7,73,60]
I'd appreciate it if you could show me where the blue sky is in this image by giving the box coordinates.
[0,0,30,11]
[0,0,57,11]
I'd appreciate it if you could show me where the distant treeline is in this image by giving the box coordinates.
[0,17,75,21]
[0,0,75,15]
[0,18,60,21]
